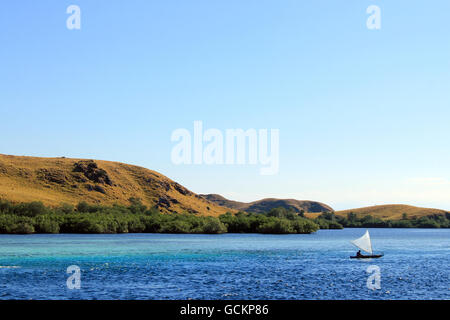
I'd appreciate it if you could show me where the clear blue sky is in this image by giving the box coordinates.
[1,1,450,210]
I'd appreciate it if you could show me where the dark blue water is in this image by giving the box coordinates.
[0,228,448,299]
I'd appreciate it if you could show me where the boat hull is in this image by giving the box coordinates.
[350,254,383,259]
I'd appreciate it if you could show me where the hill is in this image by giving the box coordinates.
[0,154,232,216]
[335,204,449,220]
[200,194,333,214]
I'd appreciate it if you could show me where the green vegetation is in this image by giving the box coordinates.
[1,199,447,234]
[316,212,450,229]
[313,212,345,229]
[0,200,318,234]
[219,208,319,234]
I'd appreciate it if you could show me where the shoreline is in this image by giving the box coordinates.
[0,227,448,236]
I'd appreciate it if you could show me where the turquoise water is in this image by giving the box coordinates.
[0,228,448,299]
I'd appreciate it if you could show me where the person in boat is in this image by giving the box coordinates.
[356,250,362,257]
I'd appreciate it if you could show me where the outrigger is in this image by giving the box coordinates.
[350,230,383,259]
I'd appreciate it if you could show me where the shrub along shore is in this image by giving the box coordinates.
[315,211,450,229]
[0,199,319,234]
[0,199,448,234]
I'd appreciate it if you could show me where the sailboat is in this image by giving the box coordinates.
[350,230,383,259]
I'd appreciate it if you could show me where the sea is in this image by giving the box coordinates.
[0,228,448,300]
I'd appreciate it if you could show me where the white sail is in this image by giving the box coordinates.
[351,230,373,254]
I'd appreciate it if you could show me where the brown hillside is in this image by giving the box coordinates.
[336,204,449,220]
[200,194,333,214]
[0,154,232,216]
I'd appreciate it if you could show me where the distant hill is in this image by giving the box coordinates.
[200,194,333,214]
[199,194,246,210]
[0,154,232,216]
[336,204,449,220]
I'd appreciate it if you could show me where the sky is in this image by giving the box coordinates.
[1,1,450,210]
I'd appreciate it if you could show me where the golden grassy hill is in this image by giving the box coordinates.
[335,204,449,220]
[0,154,233,217]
